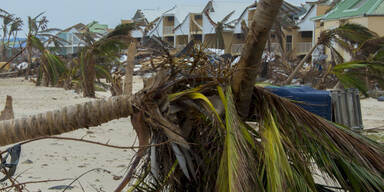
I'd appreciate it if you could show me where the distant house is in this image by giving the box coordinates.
[148,4,204,46]
[314,0,384,61]
[232,1,304,56]
[173,5,206,49]
[135,0,310,58]
[51,23,86,56]
[51,21,109,56]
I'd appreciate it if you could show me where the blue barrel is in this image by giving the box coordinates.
[266,86,332,120]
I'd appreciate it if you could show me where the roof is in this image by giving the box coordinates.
[87,22,109,34]
[321,0,384,20]
[142,8,166,23]
[62,23,86,32]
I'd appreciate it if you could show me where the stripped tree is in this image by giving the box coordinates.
[232,0,284,118]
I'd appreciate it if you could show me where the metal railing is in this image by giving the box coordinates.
[163,26,174,35]
[296,42,312,53]
[231,44,244,55]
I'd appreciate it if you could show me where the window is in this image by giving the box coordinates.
[193,34,202,41]
[236,33,245,40]
[301,31,313,38]
[286,35,292,51]
[194,15,202,20]
[167,16,174,22]
[166,36,174,43]
[286,35,292,43]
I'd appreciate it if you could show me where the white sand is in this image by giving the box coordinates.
[0,77,143,192]
[0,78,383,191]
[360,98,384,129]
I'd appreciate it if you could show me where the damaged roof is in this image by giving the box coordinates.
[320,0,384,20]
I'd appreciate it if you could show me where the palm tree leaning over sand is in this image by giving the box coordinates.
[75,22,135,97]
[0,0,384,191]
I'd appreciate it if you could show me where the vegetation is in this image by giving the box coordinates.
[75,22,134,97]
[284,23,384,96]
[0,9,23,61]
[0,1,383,191]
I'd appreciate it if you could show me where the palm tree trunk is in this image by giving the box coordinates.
[11,31,17,57]
[284,43,319,85]
[0,95,133,146]
[1,28,7,61]
[25,41,32,80]
[231,0,284,118]
[124,42,136,96]
[83,53,96,98]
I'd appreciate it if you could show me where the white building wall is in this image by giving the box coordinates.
[203,14,216,35]
[298,6,317,32]
[131,30,143,38]
[175,15,190,36]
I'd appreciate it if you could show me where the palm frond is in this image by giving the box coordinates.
[221,11,235,24]
[105,23,135,39]
[334,23,378,45]
[216,86,260,192]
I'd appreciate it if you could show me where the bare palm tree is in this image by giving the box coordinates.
[24,12,62,79]
[123,41,136,96]
[0,13,14,60]
[232,0,284,118]
[9,17,23,56]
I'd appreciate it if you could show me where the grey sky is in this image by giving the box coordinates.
[1,0,303,35]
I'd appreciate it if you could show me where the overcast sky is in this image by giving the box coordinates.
[1,0,303,36]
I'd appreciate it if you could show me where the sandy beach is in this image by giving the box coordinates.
[0,77,143,191]
[0,77,383,191]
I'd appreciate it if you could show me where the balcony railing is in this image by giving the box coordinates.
[231,44,244,55]
[164,26,174,35]
[296,42,313,53]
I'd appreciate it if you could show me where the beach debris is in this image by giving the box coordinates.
[48,185,74,190]
[0,144,21,182]
[22,159,33,164]
[16,62,28,70]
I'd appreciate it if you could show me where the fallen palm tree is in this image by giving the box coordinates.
[1,59,383,191]
[0,0,383,191]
